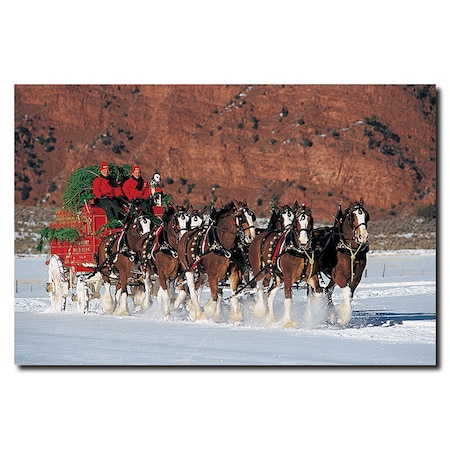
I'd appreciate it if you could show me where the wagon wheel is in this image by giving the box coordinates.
[47,255,67,311]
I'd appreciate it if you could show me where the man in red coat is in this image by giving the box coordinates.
[122,165,152,214]
[92,161,124,221]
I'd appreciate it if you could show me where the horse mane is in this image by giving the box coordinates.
[162,205,176,223]
[344,200,364,216]
[214,201,235,220]
[296,203,312,216]
[347,197,365,211]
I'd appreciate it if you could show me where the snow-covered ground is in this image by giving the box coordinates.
[8,248,443,447]
[13,251,436,366]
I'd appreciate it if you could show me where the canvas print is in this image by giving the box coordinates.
[14,85,436,366]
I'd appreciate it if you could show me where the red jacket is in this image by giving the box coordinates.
[92,175,122,199]
[122,176,150,201]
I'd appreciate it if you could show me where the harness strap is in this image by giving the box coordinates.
[271,230,289,266]
[336,239,365,282]
[221,266,269,302]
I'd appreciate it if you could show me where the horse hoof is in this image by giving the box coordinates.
[113,308,130,316]
[337,316,351,327]
[336,305,352,327]
[281,320,297,329]
[252,300,268,318]
[203,299,220,320]
[264,314,277,327]
[230,312,243,325]
[188,307,204,322]
[102,306,116,315]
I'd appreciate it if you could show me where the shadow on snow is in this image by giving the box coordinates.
[348,310,436,328]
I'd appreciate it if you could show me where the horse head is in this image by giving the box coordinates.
[279,204,295,229]
[172,204,191,237]
[294,202,314,246]
[345,198,370,244]
[233,199,256,244]
[189,205,205,230]
[130,211,153,236]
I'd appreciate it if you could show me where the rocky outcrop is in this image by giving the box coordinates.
[14,84,436,220]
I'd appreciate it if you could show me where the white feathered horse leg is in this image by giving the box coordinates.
[133,286,146,312]
[157,286,171,317]
[265,285,281,326]
[204,296,221,320]
[304,287,326,327]
[184,271,204,321]
[230,292,243,324]
[113,288,130,316]
[253,279,268,318]
[280,297,296,329]
[101,281,116,314]
[173,286,186,309]
[228,271,243,324]
[76,277,89,313]
[167,280,176,303]
[337,285,353,327]
[142,271,152,310]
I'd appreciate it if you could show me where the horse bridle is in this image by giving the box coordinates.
[296,208,313,234]
[235,206,256,242]
[336,204,369,282]
[131,214,152,236]
[345,204,369,239]
[172,210,190,235]
[335,204,369,266]
[348,203,367,225]
[280,206,295,228]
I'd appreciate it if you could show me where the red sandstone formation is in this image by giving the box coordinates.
[14,84,436,220]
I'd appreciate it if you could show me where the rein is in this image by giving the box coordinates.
[221,266,268,302]
[212,224,239,236]
[184,209,253,272]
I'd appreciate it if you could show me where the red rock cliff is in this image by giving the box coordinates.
[14,84,436,220]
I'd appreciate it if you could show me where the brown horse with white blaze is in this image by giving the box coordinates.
[177,199,256,324]
[314,198,370,326]
[248,203,322,328]
[140,204,190,317]
[96,210,154,315]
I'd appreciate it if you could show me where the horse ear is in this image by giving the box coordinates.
[360,197,364,205]
[293,200,299,209]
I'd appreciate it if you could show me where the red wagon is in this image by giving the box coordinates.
[45,202,164,313]
[45,203,120,312]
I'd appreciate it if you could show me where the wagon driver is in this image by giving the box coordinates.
[122,165,152,214]
[92,161,124,221]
